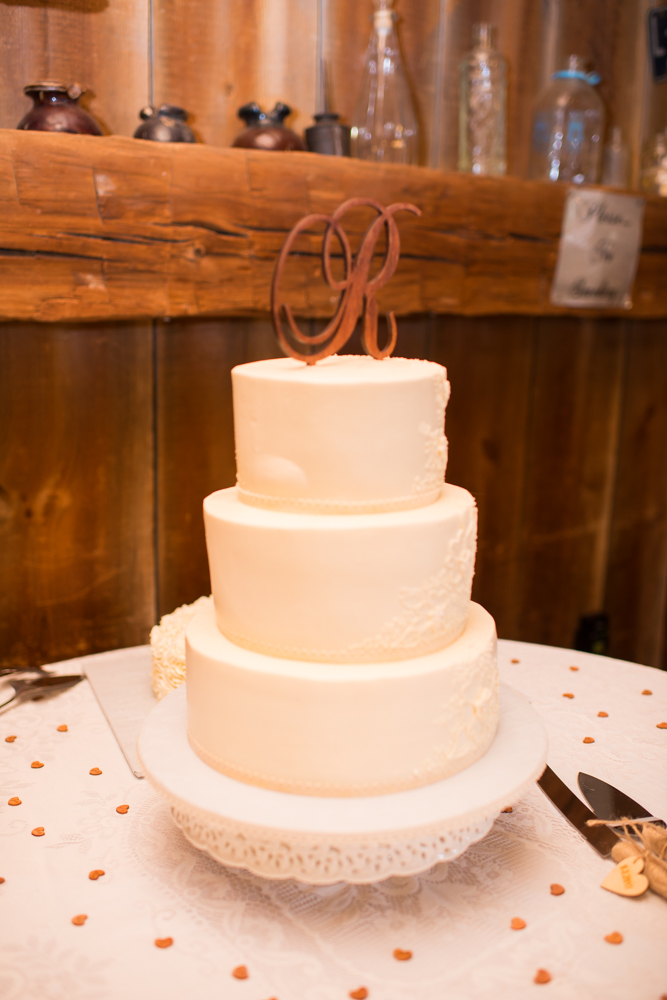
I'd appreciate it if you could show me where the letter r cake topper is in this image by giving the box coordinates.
[271,197,420,364]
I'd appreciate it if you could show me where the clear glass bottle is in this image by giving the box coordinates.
[458,23,507,175]
[601,126,629,188]
[529,55,605,184]
[640,129,667,196]
[351,0,418,165]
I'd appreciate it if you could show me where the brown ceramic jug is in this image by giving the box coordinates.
[133,105,196,143]
[17,82,103,135]
[232,102,305,151]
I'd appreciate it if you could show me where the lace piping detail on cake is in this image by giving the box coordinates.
[411,370,450,496]
[222,505,477,664]
[420,642,499,778]
[237,485,443,515]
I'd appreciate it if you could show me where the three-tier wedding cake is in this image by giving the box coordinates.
[185,353,499,797]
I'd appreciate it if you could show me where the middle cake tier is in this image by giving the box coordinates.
[204,483,477,663]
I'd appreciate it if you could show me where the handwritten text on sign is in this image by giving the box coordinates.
[550,189,644,309]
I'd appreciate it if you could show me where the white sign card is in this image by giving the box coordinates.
[550,189,644,309]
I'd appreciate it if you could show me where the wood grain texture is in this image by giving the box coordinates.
[153,0,318,147]
[0,0,149,138]
[156,317,281,616]
[0,321,155,668]
[0,130,665,323]
[429,314,534,641]
[513,318,626,649]
[604,320,667,667]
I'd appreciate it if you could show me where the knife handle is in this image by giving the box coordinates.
[612,839,667,901]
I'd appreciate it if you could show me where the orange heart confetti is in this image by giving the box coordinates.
[8,797,21,806]
[605,931,623,944]
[72,914,87,926]
[88,869,105,880]
[393,948,412,960]
[89,767,102,775]
[598,711,608,717]
[562,693,574,699]
[569,666,579,671]
[31,827,45,837]
[155,937,173,948]
[511,658,519,663]
[510,917,526,930]
[550,883,565,895]
[501,806,513,813]
[657,722,667,730]
[534,969,551,984]
[232,966,249,980]
[31,761,44,768]
[583,737,595,744]
[349,990,368,1000]
[642,689,652,696]
[0,877,5,884]
[5,736,17,743]
[57,725,68,732]
[116,804,130,814]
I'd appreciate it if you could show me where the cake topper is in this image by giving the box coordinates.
[271,197,420,364]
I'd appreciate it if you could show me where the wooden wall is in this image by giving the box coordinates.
[1,0,667,670]
[3,314,667,670]
[0,0,665,182]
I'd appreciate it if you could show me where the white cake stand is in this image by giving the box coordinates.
[138,683,547,885]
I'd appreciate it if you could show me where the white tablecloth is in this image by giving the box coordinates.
[1,640,666,999]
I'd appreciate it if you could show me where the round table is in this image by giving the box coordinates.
[1,639,665,999]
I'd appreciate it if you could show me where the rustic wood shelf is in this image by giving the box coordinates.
[0,129,666,323]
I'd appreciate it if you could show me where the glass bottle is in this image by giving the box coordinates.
[529,55,604,184]
[639,129,667,196]
[601,126,629,188]
[351,0,418,165]
[458,23,507,176]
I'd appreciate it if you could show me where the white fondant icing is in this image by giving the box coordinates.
[186,601,499,797]
[204,483,477,663]
[232,355,449,514]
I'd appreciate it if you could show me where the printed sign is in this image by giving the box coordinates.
[648,6,667,82]
[550,189,644,310]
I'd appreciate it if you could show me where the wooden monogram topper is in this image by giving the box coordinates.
[271,197,421,364]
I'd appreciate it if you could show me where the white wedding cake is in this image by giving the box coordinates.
[186,354,499,797]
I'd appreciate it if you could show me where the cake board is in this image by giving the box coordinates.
[138,682,547,885]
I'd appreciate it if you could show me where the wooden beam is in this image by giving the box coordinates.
[0,130,665,322]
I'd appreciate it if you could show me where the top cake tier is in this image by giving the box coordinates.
[232,355,450,514]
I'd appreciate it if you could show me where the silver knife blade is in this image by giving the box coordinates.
[537,764,620,858]
[578,772,665,828]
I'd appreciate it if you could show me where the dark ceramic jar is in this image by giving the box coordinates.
[232,102,305,151]
[133,105,196,143]
[17,82,103,135]
[305,112,351,156]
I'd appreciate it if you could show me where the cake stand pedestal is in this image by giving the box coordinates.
[138,683,547,885]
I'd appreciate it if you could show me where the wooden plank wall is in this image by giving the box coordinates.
[5,313,667,670]
[0,321,155,666]
[1,0,667,670]
[0,0,664,180]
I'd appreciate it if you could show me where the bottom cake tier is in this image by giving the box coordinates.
[186,601,499,797]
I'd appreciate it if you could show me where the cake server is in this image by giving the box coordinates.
[578,772,665,828]
[537,765,620,857]
[0,674,83,713]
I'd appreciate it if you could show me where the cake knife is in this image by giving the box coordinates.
[578,772,665,828]
[537,765,620,857]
